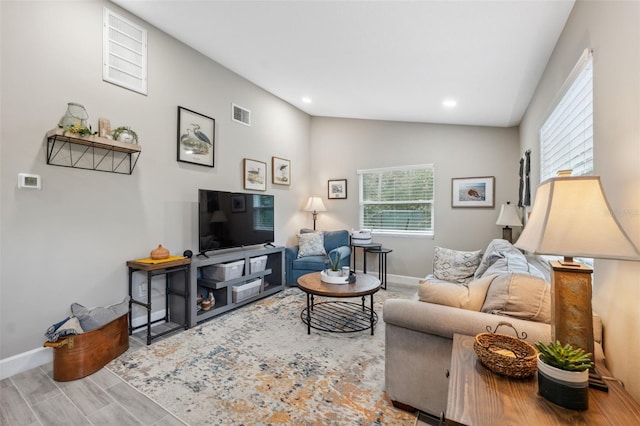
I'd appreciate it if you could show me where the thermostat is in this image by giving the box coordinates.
[18,173,41,190]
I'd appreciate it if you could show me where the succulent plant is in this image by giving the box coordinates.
[327,251,342,271]
[535,341,593,372]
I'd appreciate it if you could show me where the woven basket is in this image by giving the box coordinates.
[473,322,538,378]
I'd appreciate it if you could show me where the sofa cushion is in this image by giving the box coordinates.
[292,255,328,270]
[433,246,481,283]
[418,273,496,311]
[71,296,130,332]
[481,273,551,323]
[297,232,327,258]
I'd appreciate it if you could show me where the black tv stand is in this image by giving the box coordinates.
[197,251,210,258]
[264,242,275,248]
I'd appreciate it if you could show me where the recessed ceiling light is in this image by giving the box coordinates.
[302,97,312,104]
[442,98,457,108]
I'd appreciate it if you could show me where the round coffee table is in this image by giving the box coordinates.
[297,272,382,335]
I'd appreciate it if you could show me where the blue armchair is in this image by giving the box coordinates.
[285,229,351,286]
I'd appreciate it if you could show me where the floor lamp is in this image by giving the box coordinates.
[304,196,326,231]
[514,173,640,391]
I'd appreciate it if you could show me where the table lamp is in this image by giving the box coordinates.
[496,201,522,243]
[304,196,326,230]
[514,172,640,390]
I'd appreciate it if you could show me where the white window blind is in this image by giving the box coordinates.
[103,8,148,95]
[358,164,434,236]
[540,49,593,181]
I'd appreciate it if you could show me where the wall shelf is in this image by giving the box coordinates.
[46,128,141,174]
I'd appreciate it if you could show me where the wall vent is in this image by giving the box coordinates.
[232,104,251,126]
[103,8,147,95]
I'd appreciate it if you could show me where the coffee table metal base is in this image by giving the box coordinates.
[301,296,378,335]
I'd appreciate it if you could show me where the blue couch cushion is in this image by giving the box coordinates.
[293,255,329,270]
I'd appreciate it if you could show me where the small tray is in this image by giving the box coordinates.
[320,270,349,284]
[474,322,538,378]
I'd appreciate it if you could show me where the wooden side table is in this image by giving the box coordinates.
[446,333,640,425]
[127,257,190,345]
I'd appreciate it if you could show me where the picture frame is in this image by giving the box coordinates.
[243,158,267,191]
[177,106,215,167]
[328,179,347,199]
[451,176,495,208]
[272,156,291,185]
[231,194,246,213]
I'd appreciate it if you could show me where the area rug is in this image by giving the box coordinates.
[107,287,416,425]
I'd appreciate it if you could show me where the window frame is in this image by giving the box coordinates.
[357,164,435,238]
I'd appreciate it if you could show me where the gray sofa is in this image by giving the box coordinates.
[383,239,603,418]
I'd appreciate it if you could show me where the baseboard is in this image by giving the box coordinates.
[1,309,167,380]
[0,346,52,380]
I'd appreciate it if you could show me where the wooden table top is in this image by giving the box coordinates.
[446,333,640,425]
[297,272,381,297]
[126,257,191,271]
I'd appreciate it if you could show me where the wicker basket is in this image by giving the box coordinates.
[473,321,538,378]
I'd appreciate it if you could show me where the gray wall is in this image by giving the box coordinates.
[520,0,640,401]
[309,118,521,279]
[0,0,311,358]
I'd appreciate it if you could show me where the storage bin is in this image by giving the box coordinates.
[249,255,268,273]
[43,314,129,382]
[232,278,262,302]
[202,260,245,281]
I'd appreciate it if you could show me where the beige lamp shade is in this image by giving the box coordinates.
[496,202,522,227]
[514,176,640,260]
[304,196,327,213]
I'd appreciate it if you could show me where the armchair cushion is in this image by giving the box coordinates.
[296,232,327,258]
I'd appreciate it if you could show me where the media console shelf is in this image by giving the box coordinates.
[169,246,284,328]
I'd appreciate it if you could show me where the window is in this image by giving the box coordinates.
[540,49,593,181]
[357,164,434,236]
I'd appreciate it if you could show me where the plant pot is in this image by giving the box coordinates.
[537,354,589,410]
[325,269,342,277]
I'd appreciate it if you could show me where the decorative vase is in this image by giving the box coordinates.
[116,129,135,144]
[150,244,170,260]
[58,102,89,128]
[537,354,589,410]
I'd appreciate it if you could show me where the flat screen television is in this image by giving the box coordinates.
[198,189,274,255]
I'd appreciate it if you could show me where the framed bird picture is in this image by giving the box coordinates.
[177,106,215,167]
[272,157,291,185]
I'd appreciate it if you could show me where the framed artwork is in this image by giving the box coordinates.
[272,156,291,185]
[243,158,267,191]
[231,194,246,213]
[328,179,347,199]
[177,106,215,167]
[451,176,495,208]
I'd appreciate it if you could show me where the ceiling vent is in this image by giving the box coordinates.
[232,104,251,126]
[103,8,148,95]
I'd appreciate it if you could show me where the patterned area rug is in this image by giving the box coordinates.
[107,287,416,425]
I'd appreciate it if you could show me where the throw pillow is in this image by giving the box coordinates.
[297,232,326,258]
[481,273,551,323]
[71,296,130,332]
[433,246,482,283]
[418,274,496,311]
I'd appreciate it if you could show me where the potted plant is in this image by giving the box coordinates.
[112,126,139,144]
[535,340,593,410]
[325,251,342,276]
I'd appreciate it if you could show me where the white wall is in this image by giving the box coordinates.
[0,0,311,359]
[310,117,521,279]
[520,0,640,401]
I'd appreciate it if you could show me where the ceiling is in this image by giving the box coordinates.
[112,0,575,127]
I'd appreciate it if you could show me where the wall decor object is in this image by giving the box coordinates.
[177,106,215,167]
[451,176,495,208]
[272,157,291,185]
[328,179,347,199]
[243,158,267,191]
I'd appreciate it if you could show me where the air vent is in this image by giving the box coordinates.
[232,104,251,126]
[103,8,147,95]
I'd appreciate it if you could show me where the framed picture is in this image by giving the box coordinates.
[328,179,347,199]
[451,176,495,208]
[243,158,267,191]
[272,156,291,185]
[231,194,246,213]
[177,106,215,167]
